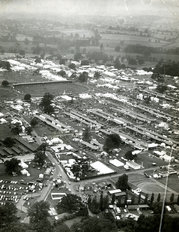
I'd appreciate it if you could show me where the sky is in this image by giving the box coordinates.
[0,0,179,18]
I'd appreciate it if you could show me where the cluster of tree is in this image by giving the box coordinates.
[71,158,90,180]
[4,158,21,175]
[71,216,118,232]
[0,202,28,232]
[114,58,126,69]
[143,67,153,72]
[156,84,168,94]
[166,47,179,55]
[1,199,179,232]
[87,51,109,62]
[153,61,179,76]
[116,174,130,191]
[81,60,90,66]
[11,122,22,135]
[88,192,109,214]
[25,126,32,135]
[57,194,88,216]
[127,57,138,65]
[28,201,53,232]
[103,134,122,153]
[82,127,91,142]
[39,92,54,114]
[117,211,179,232]
[3,137,15,147]
[151,73,164,82]
[125,44,156,56]
[34,150,46,167]
[1,80,10,87]
[0,60,11,71]
[78,71,88,82]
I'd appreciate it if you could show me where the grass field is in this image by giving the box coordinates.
[0,87,19,99]
[0,124,13,140]
[14,82,89,97]
[0,70,45,84]
[158,174,179,193]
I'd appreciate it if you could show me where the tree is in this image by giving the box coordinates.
[125,150,136,161]
[30,117,38,127]
[144,194,149,204]
[116,174,130,191]
[34,151,46,167]
[3,137,15,147]
[24,93,31,102]
[103,134,122,153]
[88,196,100,214]
[138,193,141,204]
[170,193,174,203]
[39,92,54,114]
[157,193,161,202]
[150,193,154,205]
[94,71,101,79]
[1,80,9,87]
[40,92,54,108]
[111,194,116,204]
[4,158,21,175]
[131,195,135,204]
[82,127,91,142]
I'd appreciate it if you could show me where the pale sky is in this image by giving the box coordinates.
[0,0,178,17]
